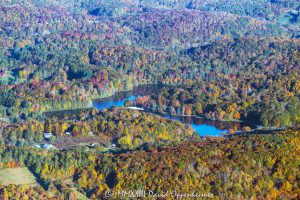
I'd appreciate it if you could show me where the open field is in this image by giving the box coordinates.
[74,190,89,200]
[0,167,37,186]
[62,178,90,200]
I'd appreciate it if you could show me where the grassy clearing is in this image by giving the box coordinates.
[0,167,37,186]
[63,178,89,200]
[67,188,89,200]
[74,190,89,200]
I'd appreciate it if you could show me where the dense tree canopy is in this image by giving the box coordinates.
[0,0,299,199]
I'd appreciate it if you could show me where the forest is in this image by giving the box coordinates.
[0,128,299,199]
[0,108,196,150]
[0,0,299,199]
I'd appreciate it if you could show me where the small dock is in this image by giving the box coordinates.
[126,107,144,111]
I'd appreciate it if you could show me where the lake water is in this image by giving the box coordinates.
[93,85,256,137]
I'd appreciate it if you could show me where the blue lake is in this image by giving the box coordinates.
[93,85,256,137]
[93,95,140,111]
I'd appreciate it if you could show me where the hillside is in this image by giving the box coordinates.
[0,0,299,199]
[0,128,299,199]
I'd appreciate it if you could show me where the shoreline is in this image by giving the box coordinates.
[226,125,300,137]
[42,84,294,137]
[91,83,176,102]
[147,110,258,128]
[42,83,257,129]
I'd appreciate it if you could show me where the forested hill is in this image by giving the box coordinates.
[0,1,299,199]
[0,0,299,127]
[0,127,299,199]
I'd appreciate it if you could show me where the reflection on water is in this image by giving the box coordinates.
[93,85,162,110]
[163,115,255,137]
[93,85,256,137]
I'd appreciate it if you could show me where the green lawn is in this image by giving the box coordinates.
[0,167,37,186]
[75,190,89,200]
[66,188,89,200]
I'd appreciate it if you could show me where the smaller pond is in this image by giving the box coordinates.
[93,85,256,137]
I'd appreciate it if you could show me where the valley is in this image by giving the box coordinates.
[0,0,299,199]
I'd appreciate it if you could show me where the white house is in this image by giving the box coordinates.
[41,143,53,149]
[43,132,53,139]
[65,132,71,135]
